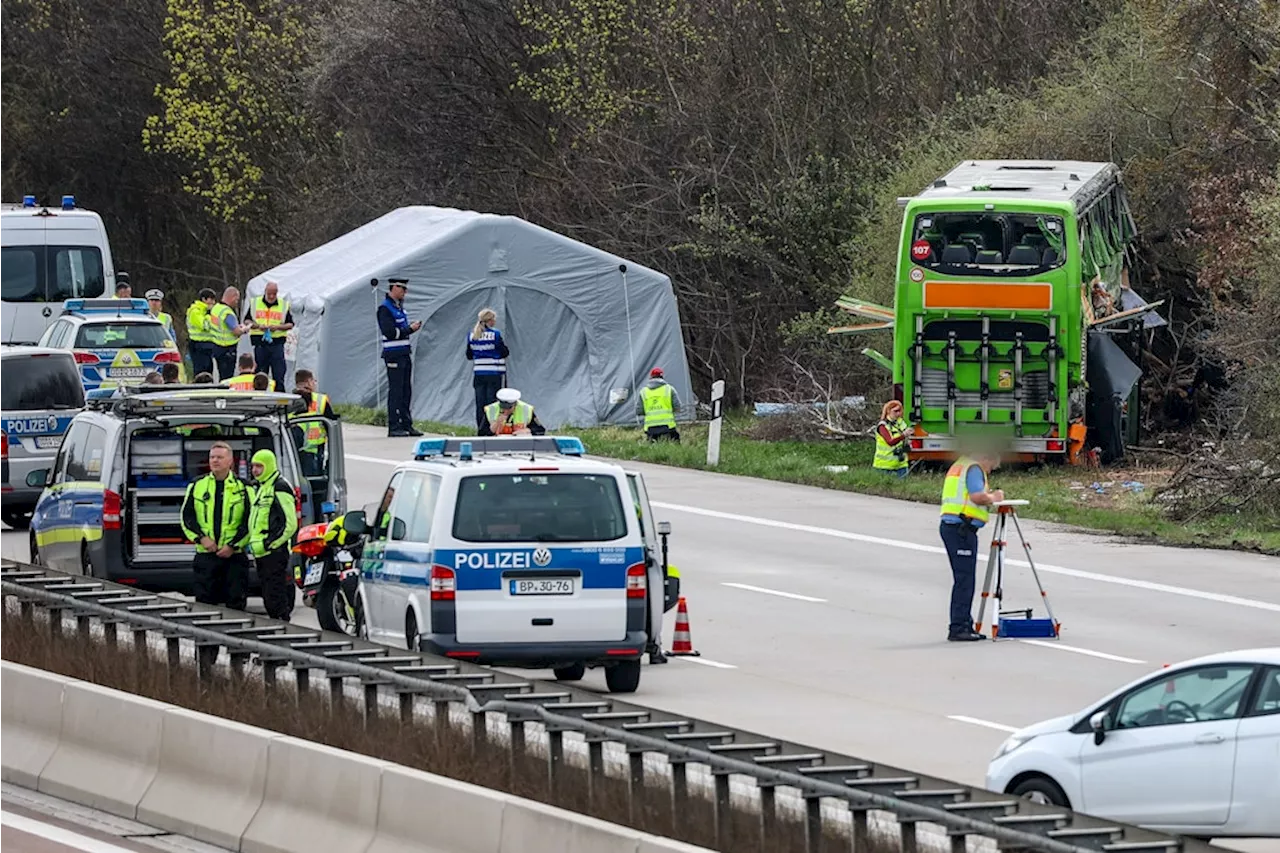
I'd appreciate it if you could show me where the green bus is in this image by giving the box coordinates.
[835,160,1163,464]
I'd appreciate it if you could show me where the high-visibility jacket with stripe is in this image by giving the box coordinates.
[226,374,275,391]
[873,418,909,470]
[939,457,989,524]
[186,301,213,343]
[180,474,250,553]
[295,393,330,450]
[640,384,677,430]
[209,303,238,347]
[484,401,533,434]
[249,297,290,344]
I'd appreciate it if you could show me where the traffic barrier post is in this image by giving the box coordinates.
[706,379,725,466]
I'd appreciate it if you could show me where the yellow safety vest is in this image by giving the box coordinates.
[939,457,989,524]
[226,374,275,391]
[641,384,677,430]
[209,303,238,347]
[186,301,213,343]
[484,401,533,434]
[249,297,289,342]
[873,418,909,470]
[302,393,329,450]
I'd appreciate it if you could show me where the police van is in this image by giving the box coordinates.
[347,436,673,694]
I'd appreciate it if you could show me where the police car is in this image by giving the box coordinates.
[347,436,673,694]
[37,298,181,391]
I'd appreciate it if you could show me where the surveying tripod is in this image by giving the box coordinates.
[973,500,1061,640]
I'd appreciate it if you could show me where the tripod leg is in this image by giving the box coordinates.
[974,514,1002,636]
[1010,512,1060,635]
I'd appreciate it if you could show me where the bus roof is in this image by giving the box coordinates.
[906,160,1120,211]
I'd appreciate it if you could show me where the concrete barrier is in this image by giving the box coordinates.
[366,765,504,853]
[137,708,276,850]
[0,662,74,788]
[241,735,389,853]
[38,681,167,819]
[498,799,646,853]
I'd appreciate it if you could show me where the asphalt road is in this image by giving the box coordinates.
[5,423,1279,850]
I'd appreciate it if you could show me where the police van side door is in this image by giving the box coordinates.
[627,471,663,642]
[381,470,439,647]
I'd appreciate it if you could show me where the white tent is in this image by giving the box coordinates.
[244,206,692,428]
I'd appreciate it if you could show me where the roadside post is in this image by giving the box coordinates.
[707,379,725,466]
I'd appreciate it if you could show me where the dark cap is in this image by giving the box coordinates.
[387,278,409,286]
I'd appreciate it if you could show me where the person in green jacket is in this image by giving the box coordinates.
[180,442,251,609]
[247,448,299,622]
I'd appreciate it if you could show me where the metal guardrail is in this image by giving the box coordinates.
[1,560,1214,853]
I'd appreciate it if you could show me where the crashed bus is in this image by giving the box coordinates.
[834,160,1165,464]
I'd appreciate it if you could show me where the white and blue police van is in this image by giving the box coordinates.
[347,436,669,694]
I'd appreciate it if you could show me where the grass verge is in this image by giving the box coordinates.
[336,404,1279,555]
[1,605,895,853]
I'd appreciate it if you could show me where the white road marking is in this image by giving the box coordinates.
[1,810,140,853]
[649,501,1280,614]
[947,715,1020,734]
[722,582,827,603]
[1020,640,1146,665]
[669,655,737,669]
[347,453,400,466]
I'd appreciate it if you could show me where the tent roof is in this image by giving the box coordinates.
[253,206,670,299]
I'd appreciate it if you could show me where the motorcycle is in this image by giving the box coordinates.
[291,501,365,635]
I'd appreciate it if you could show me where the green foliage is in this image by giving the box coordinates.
[143,0,314,222]
[512,0,705,138]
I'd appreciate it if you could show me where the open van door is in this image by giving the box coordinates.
[288,415,346,522]
[626,470,667,643]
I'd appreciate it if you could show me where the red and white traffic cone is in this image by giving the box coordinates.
[667,597,700,657]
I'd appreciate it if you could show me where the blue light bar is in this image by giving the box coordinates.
[22,195,36,208]
[86,388,117,401]
[61,195,75,210]
[554,437,585,456]
[459,442,473,461]
[63,297,150,314]
[413,438,448,459]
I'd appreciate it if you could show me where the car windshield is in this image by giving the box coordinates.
[1,355,85,411]
[452,473,628,543]
[75,322,169,349]
[911,212,1066,276]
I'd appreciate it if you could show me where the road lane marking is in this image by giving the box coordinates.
[1,810,140,853]
[1020,640,1146,665]
[648,501,1280,615]
[947,715,1019,734]
[344,448,1280,615]
[670,656,737,669]
[722,582,826,603]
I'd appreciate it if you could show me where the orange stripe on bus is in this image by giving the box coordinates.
[924,281,1052,311]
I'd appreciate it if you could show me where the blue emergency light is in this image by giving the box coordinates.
[64,297,150,314]
[553,437,585,456]
[62,195,76,210]
[413,438,448,458]
[459,442,473,461]
[22,195,36,208]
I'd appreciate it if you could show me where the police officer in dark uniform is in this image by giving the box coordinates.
[377,278,423,437]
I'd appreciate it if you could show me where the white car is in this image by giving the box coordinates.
[987,648,1280,839]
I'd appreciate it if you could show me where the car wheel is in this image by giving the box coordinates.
[604,659,641,694]
[2,508,31,529]
[80,542,96,579]
[28,530,42,566]
[405,610,420,652]
[553,663,586,682]
[1010,775,1070,808]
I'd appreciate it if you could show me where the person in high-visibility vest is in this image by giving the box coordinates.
[247,280,293,390]
[939,451,1004,642]
[291,369,336,478]
[179,442,251,610]
[479,388,546,437]
[209,286,249,382]
[226,353,275,391]
[873,400,910,477]
[246,448,298,622]
[185,288,219,376]
[636,367,681,442]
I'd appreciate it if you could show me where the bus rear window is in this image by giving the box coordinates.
[452,473,628,543]
[910,213,1066,276]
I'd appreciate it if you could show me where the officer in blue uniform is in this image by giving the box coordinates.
[377,278,423,437]
[465,308,509,430]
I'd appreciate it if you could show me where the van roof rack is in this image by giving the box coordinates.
[413,436,585,460]
[94,386,305,418]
